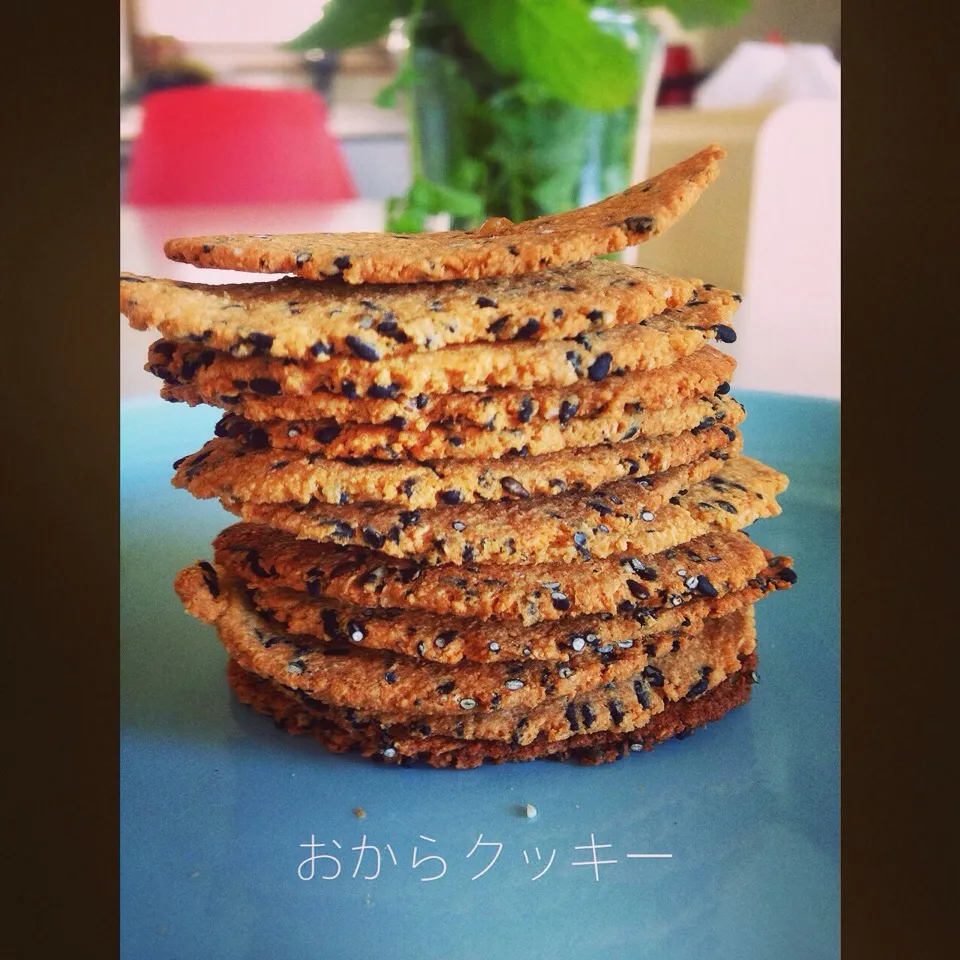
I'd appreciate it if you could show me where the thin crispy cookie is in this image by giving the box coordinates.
[121,260,697,361]
[212,457,788,620]
[224,441,745,567]
[226,650,757,768]
[225,549,793,664]
[172,409,742,510]
[175,567,748,725]
[161,344,737,429]
[212,393,731,463]
[147,288,738,399]
[163,145,725,284]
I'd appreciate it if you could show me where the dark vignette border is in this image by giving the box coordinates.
[5,5,119,956]
[842,0,951,955]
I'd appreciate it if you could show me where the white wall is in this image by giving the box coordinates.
[134,0,327,44]
[649,1,840,69]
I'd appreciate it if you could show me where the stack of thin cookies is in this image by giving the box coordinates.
[121,144,796,768]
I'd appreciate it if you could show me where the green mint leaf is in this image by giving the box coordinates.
[445,0,639,110]
[374,58,416,108]
[385,175,485,232]
[408,176,485,218]
[286,0,411,51]
[624,0,751,30]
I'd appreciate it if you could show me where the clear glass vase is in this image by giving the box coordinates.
[403,5,663,230]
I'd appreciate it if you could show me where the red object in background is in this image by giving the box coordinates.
[657,44,696,107]
[125,85,356,205]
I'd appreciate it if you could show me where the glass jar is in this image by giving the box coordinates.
[404,4,663,229]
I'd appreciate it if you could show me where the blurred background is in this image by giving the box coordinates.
[119,0,840,398]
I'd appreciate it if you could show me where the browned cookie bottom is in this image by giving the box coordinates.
[226,652,757,769]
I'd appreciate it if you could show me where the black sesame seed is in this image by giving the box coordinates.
[695,574,718,597]
[333,255,352,270]
[375,318,409,343]
[626,580,649,599]
[362,526,385,548]
[245,549,276,580]
[436,680,455,694]
[244,332,274,352]
[398,510,420,527]
[197,560,219,597]
[633,679,652,709]
[244,427,269,449]
[341,379,358,398]
[476,295,497,308]
[345,335,380,361]
[500,476,530,498]
[587,352,613,381]
[586,309,604,321]
[558,399,578,424]
[715,380,731,395]
[439,489,462,505]
[314,423,341,444]
[435,630,457,648]
[332,521,353,540]
[712,324,737,343]
[386,415,407,430]
[550,591,570,611]
[687,666,713,698]
[608,699,625,725]
[514,318,540,339]
[715,500,738,514]
[565,702,580,732]
[517,397,534,423]
[778,568,798,584]
[580,703,596,729]
[384,671,398,684]
[642,665,664,686]
[623,215,654,233]
[487,315,509,335]
[249,377,281,396]
[367,382,399,399]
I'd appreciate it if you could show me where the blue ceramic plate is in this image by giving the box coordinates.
[120,391,839,960]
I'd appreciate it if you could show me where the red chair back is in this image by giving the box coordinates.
[125,85,356,205]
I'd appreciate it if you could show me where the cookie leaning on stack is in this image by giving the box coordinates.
[121,144,796,768]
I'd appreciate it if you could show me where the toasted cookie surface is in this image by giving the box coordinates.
[226,649,757,767]
[211,392,732,462]
[122,260,698,360]
[211,457,788,620]
[218,549,792,664]
[222,441,753,566]
[175,565,750,730]
[163,145,725,284]
[147,287,738,399]
[162,344,736,429]
[172,405,744,510]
